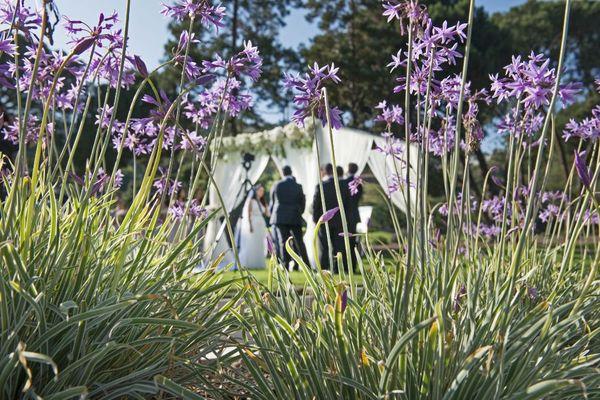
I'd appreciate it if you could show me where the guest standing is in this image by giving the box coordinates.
[312,163,350,272]
[269,166,310,270]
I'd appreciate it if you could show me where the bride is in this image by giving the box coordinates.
[237,184,270,269]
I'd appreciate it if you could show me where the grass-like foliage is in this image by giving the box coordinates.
[0,0,599,399]
[1,180,241,398]
[235,233,599,399]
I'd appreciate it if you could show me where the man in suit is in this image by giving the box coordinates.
[344,162,363,268]
[270,165,310,270]
[312,163,350,272]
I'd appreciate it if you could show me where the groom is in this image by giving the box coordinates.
[269,166,310,270]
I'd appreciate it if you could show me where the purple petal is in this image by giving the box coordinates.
[133,55,148,78]
[340,289,348,313]
[72,37,95,55]
[319,207,339,223]
[574,150,592,187]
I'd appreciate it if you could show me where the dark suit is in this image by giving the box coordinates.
[312,176,350,272]
[343,174,363,267]
[270,176,309,269]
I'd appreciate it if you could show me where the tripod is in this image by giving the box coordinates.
[224,153,255,251]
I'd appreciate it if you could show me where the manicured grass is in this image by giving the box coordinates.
[220,267,366,287]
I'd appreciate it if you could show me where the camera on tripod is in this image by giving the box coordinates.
[242,152,255,171]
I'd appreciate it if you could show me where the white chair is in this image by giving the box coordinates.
[356,206,373,233]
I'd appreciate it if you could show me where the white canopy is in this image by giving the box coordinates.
[203,122,417,268]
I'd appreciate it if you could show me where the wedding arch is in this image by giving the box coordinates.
[203,121,417,268]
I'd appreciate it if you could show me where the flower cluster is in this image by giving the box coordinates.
[375,2,488,159]
[348,176,363,197]
[439,188,582,241]
[161,0,226,29]
[382,0,429,35]
[491,52,582,138]
[375,101,404,130]
[107,42,259,157]
[490,53,580,109]
[3,115,53,146]
[0,2,141,153]
[153,167,183,196]
[284,63,343,129]
[69,167,123,195]
[168,199,207,221]
[562,84,600,142]
[0,1,42,41]
[202,40,262,82]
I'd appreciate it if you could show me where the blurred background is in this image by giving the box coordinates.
[2,0,599,237]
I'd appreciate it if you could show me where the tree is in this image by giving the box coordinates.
[299,0,511,127]
[493,0,600,89]
[159,0,301,134]
[299,0,600,196]
[299,0,511,197]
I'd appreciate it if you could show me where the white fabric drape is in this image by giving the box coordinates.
[367,137,417,213]
[316,126,373,175]
[202,126,416,269]
[204,153,270,268]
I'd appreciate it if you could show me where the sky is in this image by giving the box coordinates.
[51,0,524,150]
[52,0,526,69]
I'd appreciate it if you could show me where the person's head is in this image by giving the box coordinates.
[254,184,265,199]
[348,162,358,175]
[337,166,344,176]
[324,163,334,176]
[282,165,293,177]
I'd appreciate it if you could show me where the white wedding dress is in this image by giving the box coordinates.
[237,193,268,269]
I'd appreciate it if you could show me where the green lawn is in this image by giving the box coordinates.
[220,268,365,287]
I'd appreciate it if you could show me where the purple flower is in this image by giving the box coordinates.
[348,176,363,197]
[161,0,226,29]
[203,41,262,82]
[0,2,42,39]
[319,207,339,223]
[558,81,582,106]
[428,116,456,156]
[142,90,173,122]
[375,101,404,129]
[153,168,182,195]
[491,52,582,116]
[0,39,16,55]
[539,204,561,223]
[382,0,429,34]
[64,11,121,54]
[79,168,123,195]
[527,286,539,301]
[574,150,592,188]
[562,111,600,142]
[168,199,207,221]
[132,55,148,78]
[2,115,53,146]
[340,289,348,313]
[210,78,254,117]
[283,62,343,129]
[179,130,207,152]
